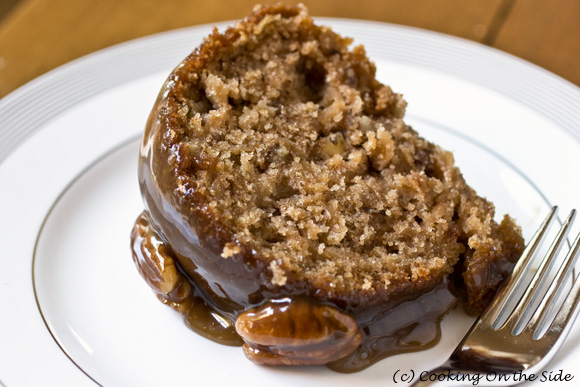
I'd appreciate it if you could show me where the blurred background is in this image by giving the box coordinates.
[0,0,578,99]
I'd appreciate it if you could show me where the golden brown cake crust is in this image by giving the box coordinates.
[138,4,523,319]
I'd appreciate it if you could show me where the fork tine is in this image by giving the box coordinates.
[526,226,580,336]
[543,270,580,345]
[481,206,558,327]
[500,210,576,332]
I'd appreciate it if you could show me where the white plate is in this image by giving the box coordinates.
[1,18,580,387]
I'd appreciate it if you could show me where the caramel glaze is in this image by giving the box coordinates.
[328,280,456,372]
[131,211,458,372]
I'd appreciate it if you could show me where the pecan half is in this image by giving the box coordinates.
[131,212,192,312]
[131,212,242,345]
[235,298,362,365]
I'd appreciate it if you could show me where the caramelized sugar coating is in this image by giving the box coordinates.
[134,4,524,370]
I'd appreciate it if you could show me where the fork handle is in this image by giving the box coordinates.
[409,366,489,386]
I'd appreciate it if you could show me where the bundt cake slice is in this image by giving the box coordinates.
[131,4,524,372]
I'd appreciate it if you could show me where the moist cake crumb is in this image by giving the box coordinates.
[158,3,522,309]
[221,242,241,258]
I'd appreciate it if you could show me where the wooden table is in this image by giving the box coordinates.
[0,0,578,99]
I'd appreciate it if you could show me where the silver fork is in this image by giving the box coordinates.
[412,206,580,386]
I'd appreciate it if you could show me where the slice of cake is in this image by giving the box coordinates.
[131,4,524,372]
